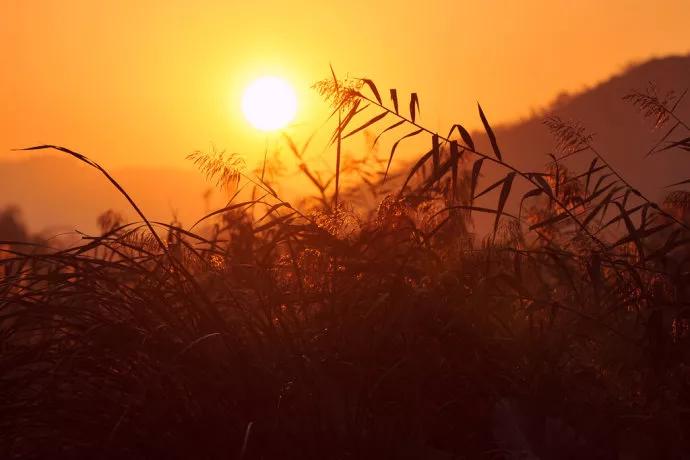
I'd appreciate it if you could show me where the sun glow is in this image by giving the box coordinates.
[241,76,297,131]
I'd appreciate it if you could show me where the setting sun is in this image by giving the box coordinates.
[241,76,297,131]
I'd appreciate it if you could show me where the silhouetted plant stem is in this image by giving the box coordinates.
[351,92,610,251]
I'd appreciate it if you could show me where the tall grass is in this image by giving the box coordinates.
[1,74,690,459]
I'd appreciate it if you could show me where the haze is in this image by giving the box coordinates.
[3,0,690,170]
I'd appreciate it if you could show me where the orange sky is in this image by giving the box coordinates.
[2,0,690,170]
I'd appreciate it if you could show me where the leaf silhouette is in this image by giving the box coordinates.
[529,212,569,230]
[448,124,475,151]
[494,172,515,234]
[470,158,484,204]
[342,111,388,140]
[598,203,647,233]
[521,188,543,202]
[666,178,690,188]
[400,148,434,193]
[373,120,405,146]
[478,103,502,161]
[330,99,362,145]
[390,88,399,114]
[360,78,382,104]
[584,158,599,193]
[384,128,424,180]
[409,92,420,123]
[528,173,554,198]
[475,176,507,201]
[581,188,618,228]
[660,135,690,152]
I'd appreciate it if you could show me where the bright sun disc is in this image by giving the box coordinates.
[241,76,297,131]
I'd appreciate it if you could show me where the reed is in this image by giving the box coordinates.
[1,75,690,459]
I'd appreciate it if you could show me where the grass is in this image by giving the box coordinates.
[2,74,690,459]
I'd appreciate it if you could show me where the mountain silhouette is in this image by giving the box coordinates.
[471,54,690,199]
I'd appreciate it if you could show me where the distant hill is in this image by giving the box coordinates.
[471,54,690,199]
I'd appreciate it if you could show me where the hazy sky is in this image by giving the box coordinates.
[2,0,690,169]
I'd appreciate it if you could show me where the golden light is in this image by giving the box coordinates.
[241,76,297,131]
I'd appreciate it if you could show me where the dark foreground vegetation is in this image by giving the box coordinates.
[2,77,690,459]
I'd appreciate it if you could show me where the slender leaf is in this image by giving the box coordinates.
[342,111,388,140]
[470,158,484,204]
[521,188,543,202]
[529,212,569,230]
[660,135,690,152]
[584,158,599,193]
[360,78,382,104]
[409,92,420,123]
[582,187,618,228]
[666,178,690,188]
[494,173,515,233]
[384,129,424,180]
[373,120,405,146]
[529,173,554,198]
[390,88,399,114]
[478,103,502,161]
[400,148,434,193]
[475,176,507,201]
[448,124,475,151]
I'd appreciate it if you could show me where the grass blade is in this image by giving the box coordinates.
[373,120,405,146]
[360,78,382,104]
[384,129,424,181]
[478,103,502,161]
[342,111,388,140]
[390,89,399,114]
[470,158,484,204]
[409,92,420,123]
[494,172,515,233]
[448,124,475,151]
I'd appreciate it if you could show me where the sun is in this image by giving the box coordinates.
[241,76,297,131]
